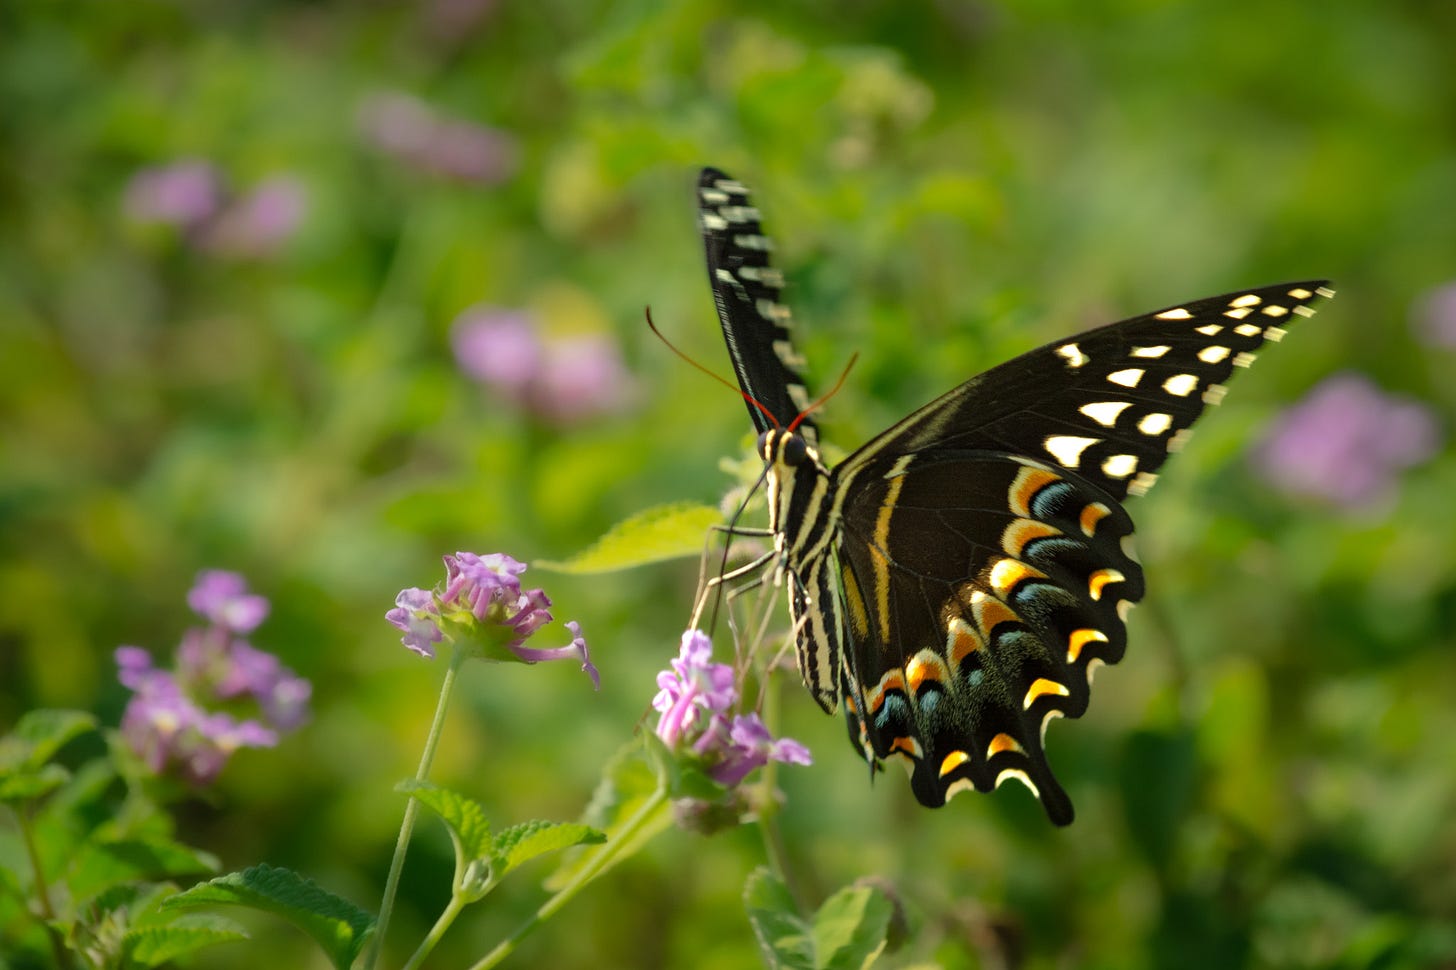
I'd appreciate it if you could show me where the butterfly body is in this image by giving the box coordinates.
[699,167,1330,825]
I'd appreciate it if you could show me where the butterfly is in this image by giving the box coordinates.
[697,167,1332,825]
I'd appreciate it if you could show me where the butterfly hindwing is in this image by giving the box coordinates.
[834,450,1142,825]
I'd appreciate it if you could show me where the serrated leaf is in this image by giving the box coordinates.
[813,885,892,970]
[0,710,97,772]
[534,502,721,573]
[396,780,493,862]
[745,868,816,970]
[125,914,250,966]
[493,820,605,875]
[162,864,375,970]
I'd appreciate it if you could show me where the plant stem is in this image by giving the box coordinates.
[15,809,76,970]
[365,651,464,970]
[401,891,469,970]
[466,786,672,970]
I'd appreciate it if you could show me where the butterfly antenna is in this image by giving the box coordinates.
[787,351,858,432]
[646,307,782,429]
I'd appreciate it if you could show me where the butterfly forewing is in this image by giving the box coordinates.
[695,167,1330,826]
[699,168,819,447]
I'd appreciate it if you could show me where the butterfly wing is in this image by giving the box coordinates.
[828,283,1331,824]
[698,168,818,446]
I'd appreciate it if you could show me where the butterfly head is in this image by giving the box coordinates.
[757,429,816,469]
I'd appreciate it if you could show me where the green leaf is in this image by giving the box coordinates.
[396,780,493,862]
[0,709,98,773]
[493,820,605,875]
[125,914,251,966]
[162,864,375,970]
[745,868,815,970]
[744,870,893,970]
[0,763,70,803]
[812,884,893,970]
[69,836,219,905]
[534,502,722,573]
[544,737,668,892]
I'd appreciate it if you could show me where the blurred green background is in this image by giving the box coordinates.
[4,1,1456,967]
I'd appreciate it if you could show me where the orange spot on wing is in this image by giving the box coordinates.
[939,750,971,777]
[1008,466,1062,517]
[1079,502,1111,537]
[987,732,1024,758]
[888,736,922,760]
[1088,568,1125,601]
[972,594,1020,634]
[1067,628,1108,664]
[905,652,948,695]
[945,617,983,671]
[1001,518,1063,557]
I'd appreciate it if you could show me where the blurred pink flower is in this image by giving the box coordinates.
[123,160,223,231]
[359,92,519,183]
[203,176,308,257]
[1249,372,1440,511]
[451,306,633,424]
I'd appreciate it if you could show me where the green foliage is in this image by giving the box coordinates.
[164,865,376,970]
[744,869,894,970]
[5,0,1456,965]
[535,502,724,573]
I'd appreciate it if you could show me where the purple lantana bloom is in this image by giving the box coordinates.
[203,175,308,258]
[386,552,598,689]
[358,92,519,184]
[450,306,634,425]
[1249,372,1440,511]
[651,630,811,795]
[116,572,309,785]
[123,160,223,231]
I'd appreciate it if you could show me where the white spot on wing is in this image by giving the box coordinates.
[1057,343,1090,368]
[1101,454,1138,479]
[1108,368,1145,388]
[1224,306,1255,320]
[1265,326,1287,342]
[1198,346,1232,364]
[1155,307,1192,320]
[1203,383,1228,405]
[1288,287,1312,299]
[1229,293,1263,308]
[1195,324,1223,336]
[1131,345,1171,358]
[1163,373,1199,397]
[1044,435,1101,468]
[1138,412,1173,436]
[1079,401,1132,427]
[1232,351,1257,367]
[1234,323,1262,337]
[1261,304,1288,317]
[1128,471,1158,496]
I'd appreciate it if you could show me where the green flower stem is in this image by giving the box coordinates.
[15,809,75,970]
[466,785,673,970]
[365,651,465,970]
[754,678,806,913]
[401,891,470,970]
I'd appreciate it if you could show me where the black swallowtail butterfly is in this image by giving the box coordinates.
[698,167,1331,825]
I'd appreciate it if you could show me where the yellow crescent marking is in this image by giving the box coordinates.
[1023,678,1070,710]
[888,736,922,760]
[1008,466,1062,517]
[905,650,948,695]
[1041,708,1064,744]
[987,733,1024,758]
[989,558,1046,596]
[1079,502,1111,537]
[1086,656,1106,683]
[939,750,972,777]
[1000,518,1063,557]
[1088,568,1125,600]
[1067,628,1108,664]
[945,617,983,672]
[1117,599,1136,622]
[972,593,1020,634]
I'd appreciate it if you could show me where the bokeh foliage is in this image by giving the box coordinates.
[3,1,1456,967]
